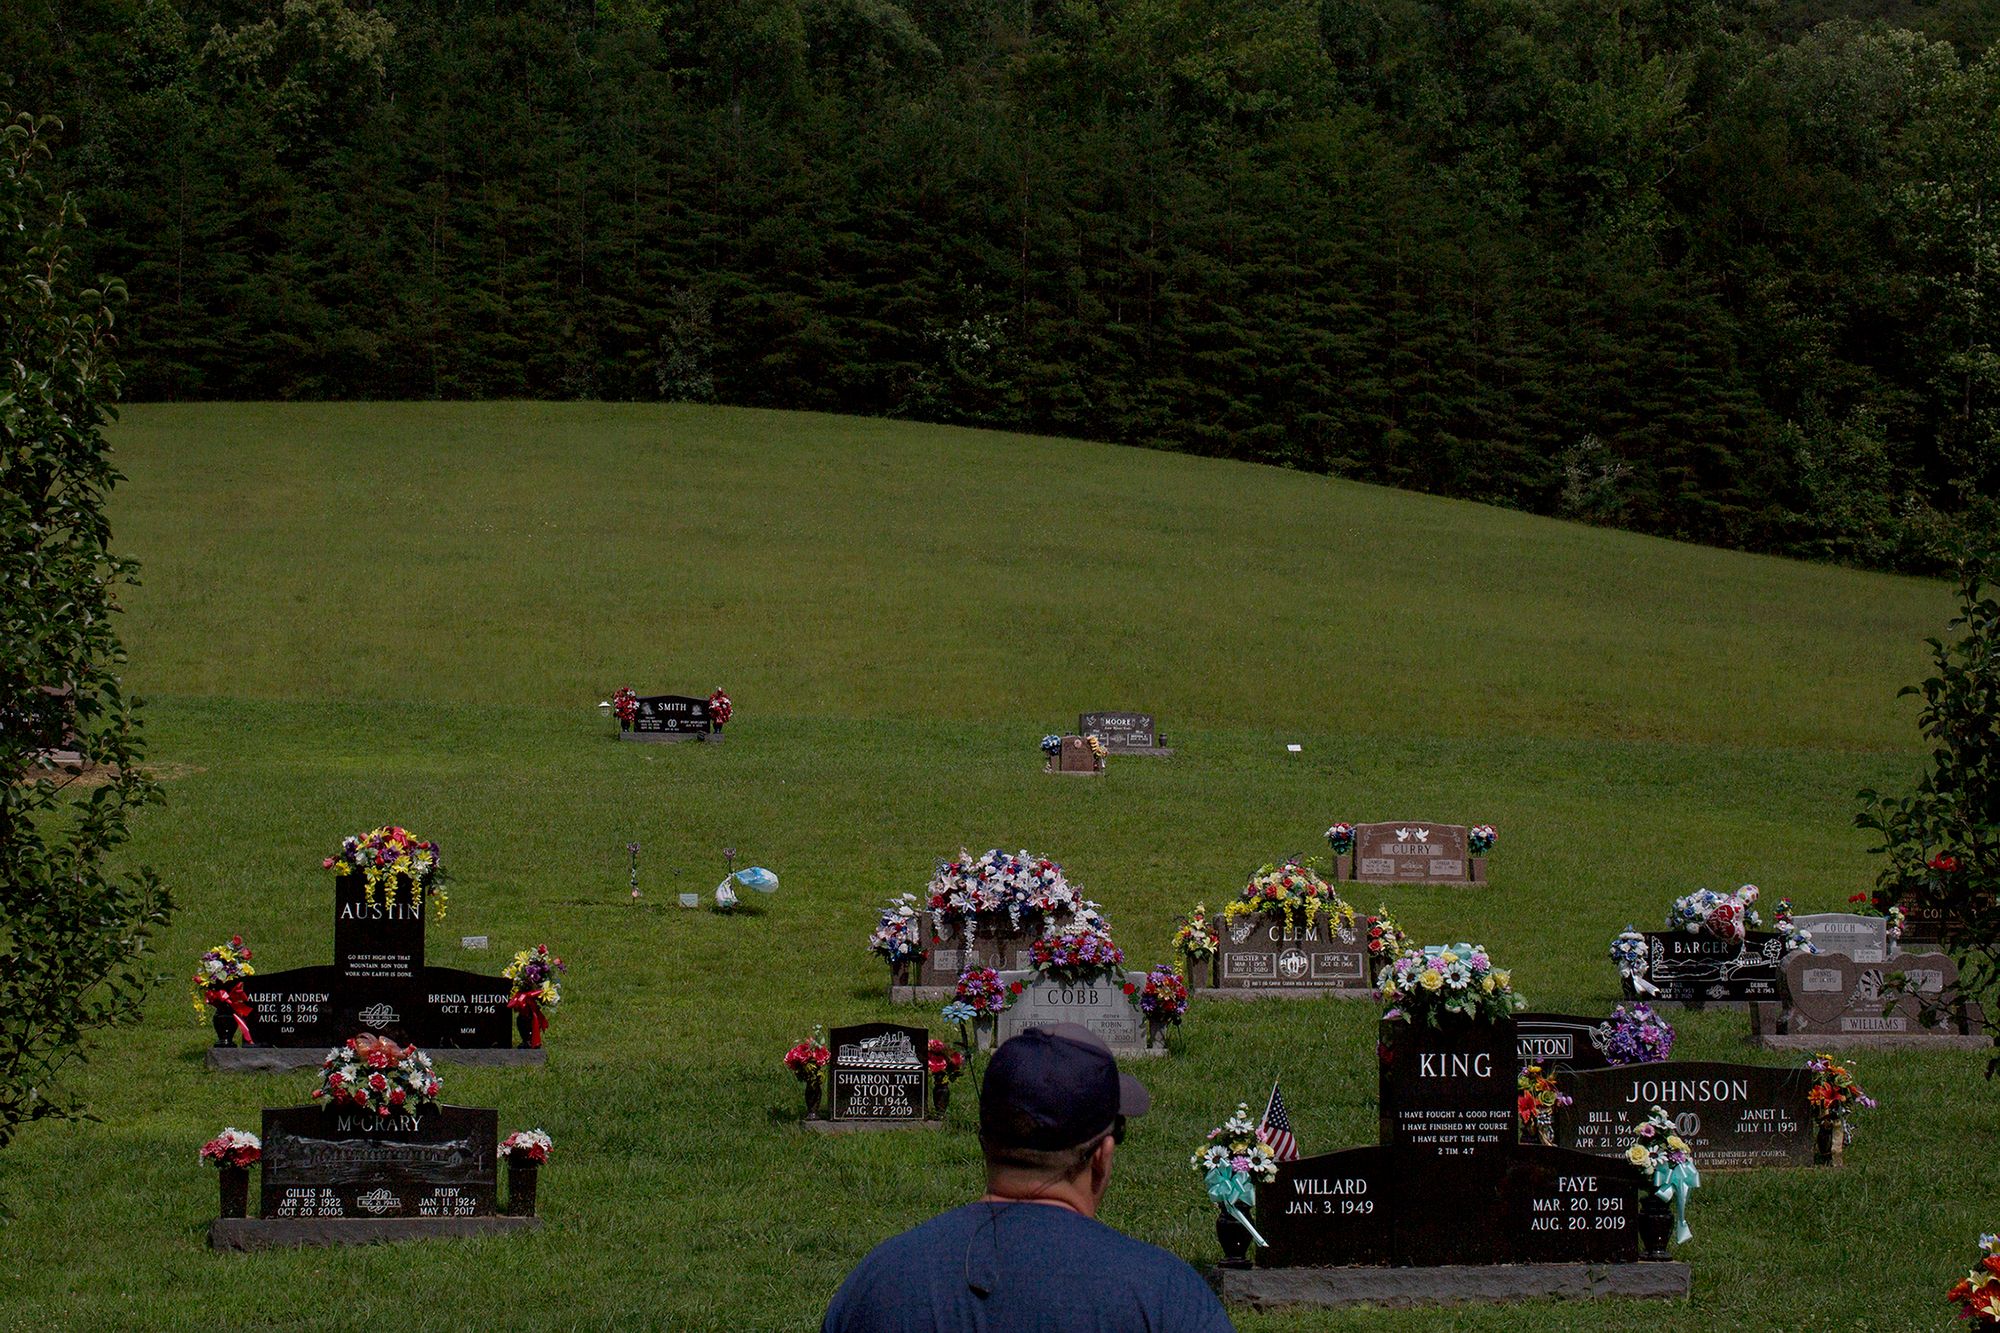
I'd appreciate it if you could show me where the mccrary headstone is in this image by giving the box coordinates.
[260,1104,498,1221]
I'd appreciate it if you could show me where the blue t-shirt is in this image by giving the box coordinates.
[822,1201,1236,1333]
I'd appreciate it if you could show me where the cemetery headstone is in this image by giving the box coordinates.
[915,913,1041,992]
[260,1104,498,1221]
[1791,913,1891,963]
[1258,1147,1392,1267]
[1377,1018,1518,1165]
[1555,1061,1814,1169]
[1515,1012,1616,1072]
[1630,931,1787,1005]
[620,694,715,742]
[1750,950,1985,1047]
[993,970,1149,1054]
[1350,823,1476,884]
[1056,735,1102,774]
[1077,712,1169,755]
[826,1023,928,1122]
[1214,913,1370,994]
[226,875,527,1066]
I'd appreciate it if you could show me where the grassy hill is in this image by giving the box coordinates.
[6,402,1985,1329]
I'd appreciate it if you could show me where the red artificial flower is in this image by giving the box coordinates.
[1517,1092,1539,1124]
[1984,1256,2000,1278]
[368,1073,388,1092]
[329,1072,345,1087]
[1970,1284,2000,1319]
[1008,981,1024,995]
[1122,982,1137,995]
[1947,1279,1972,1304]
[1849,892,1868,904]
[389,1089,406,1106]
[1930,854,1962,874]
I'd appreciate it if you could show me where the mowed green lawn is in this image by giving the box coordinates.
[6,401,1988,1330]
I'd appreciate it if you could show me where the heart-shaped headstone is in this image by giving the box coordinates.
[1780,950,1960,1031]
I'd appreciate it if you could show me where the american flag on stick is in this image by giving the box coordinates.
[1259,1080,1299,1162]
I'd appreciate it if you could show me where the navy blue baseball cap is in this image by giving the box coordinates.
[980,1024,1151,1151]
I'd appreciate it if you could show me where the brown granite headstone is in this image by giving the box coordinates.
[1351,823,1471,884]
[1057,736,1100,773]
[1776,950,1968,1037]
[915,912,1043,990]
[1215,912,1369,991]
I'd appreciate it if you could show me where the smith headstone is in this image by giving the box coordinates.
[623,694,713,740]
[827,1023,927,1121]
[1215,913,1370,992]
[1555,1061,1814,1169]
[1352,823,1471,884]
[260,1104,497,1220]
[994,970,1146,1053]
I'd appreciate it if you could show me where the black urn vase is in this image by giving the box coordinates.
[1637,1192,1673,1261]
[210,1006,238,1048]
[1215,1208,1254,1269]
[218,1165,249,1219]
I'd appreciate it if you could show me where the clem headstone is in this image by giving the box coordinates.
[1351,823,1472,884]
[228,877,519,1061]
[1632,931,1787,1005]
[1554,1061,1814,1169]
[1256,1016,1645,1274]
[260,1104,498,1220]
[1515,1013,1616,1072]
[1765,950,1974,1039]
[1791,914,1890,963]
[620,693,715,742]
[1214,912,1370,993]
[993,970,1147,1053]
[1077,712,1169,755]
[826,1023,928,1122]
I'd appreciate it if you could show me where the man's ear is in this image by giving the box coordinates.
[1090,1134,1116,1192]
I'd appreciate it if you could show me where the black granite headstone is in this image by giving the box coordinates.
[626,693,713,738]
[1077,712,1162,752]
[1555,1061,1814,1168]
[1502,1147,1643,1264]
[1378,1019,1517,1163]
[260,1104,497,1220]
[1637,932,1786,1004]
[1257,1147,1391,1267]
[827,1023,927,1121]
[332,872,425,981]
[1215,913,1370,992]
[1515,1012,1615,1071]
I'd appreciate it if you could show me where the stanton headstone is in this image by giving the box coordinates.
[260,1104,498,1220]
[1077,712,1168,754]
[1214,913,1370,993]
[1768,950,1970,1039]
[1515,1012,1616,1072]
[993,970,1147,1053]
[1555,1061,1814,1169]
[1792,914,1891,963]
[827,1023,928,1122]
[231,876,516,1057]
[1351,823,1473,885]
[1632,931,1787,1005]
[621,693,715,741]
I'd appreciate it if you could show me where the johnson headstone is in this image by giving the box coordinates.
[1555,1061,1814,1169]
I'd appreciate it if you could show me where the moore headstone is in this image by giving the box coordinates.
[1792,914,1891,963]
[1555,1061,1814,1169]
[621,694,714,741]
[993,970,1147,1053]
[826,1023,927,1122]
[1077,712,1167,754]
[1351,823,1472,884]
[1515,1012,1616,1072]
[1633,931,1787,1005]
[1214,912,1370,993]
[260,1104,498,1220]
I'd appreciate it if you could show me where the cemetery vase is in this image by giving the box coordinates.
[1815,1121,1838,1166]
[218,1165,250,1220]
[1637,1192,1673,1260]
[515,1005,545,1049]
[505,1161,539,1217]
[1333,853,1352,881]
[1144,1017,1167,1050]
[1215,1208,1254,1269]
[931,1083,950,1120]
[1532,1108,1555,1147]
[804,1080,823,1119]
[210,1006,238,1047]
[1470,856,1487,883]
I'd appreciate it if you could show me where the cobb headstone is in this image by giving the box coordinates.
[993,970,1146,1053]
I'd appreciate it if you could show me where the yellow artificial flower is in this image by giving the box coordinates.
[1419,969,1445,991]
[1480,975,1496,993]
[1493,970,1512,989]
[1667,1135,1688,1151]
[1626,1145,1651,1167]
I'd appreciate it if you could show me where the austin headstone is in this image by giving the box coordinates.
[1351,823,1473,884]
[1792,914,1891,963]
[260,1104,498,1220]
[1214,912,1370,993]
[1555,1061,1814,1169]
[993,970,1146,1053]
[826,1023,928,1121]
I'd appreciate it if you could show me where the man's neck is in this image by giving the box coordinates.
[978,1183,1097,1218]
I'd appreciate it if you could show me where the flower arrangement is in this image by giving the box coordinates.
[1946,1234,2000,1328]
[1609,926,1659,997]
[1324,823,1355,855]
[707,688,732,726]
[1139,966,1189,1024]
[943,965,1008,1019]
[1222,859,1356,936]
[1363,908,1410,963]
[1804,1052,1875,1135]
[504,944,566,1048]
[1469,825,1497,856]
[1039,734,1062,758]
[1517,1064,1570,1143]
[1171,904,1219,969]
[927,1038,967,1093]
[1666,884,1762,940]
[1378,943,1521,1027]
[1191,1103,1277,1249]
[868,893,926,968]
[1625,1106,1699,1243]
[1027,924,1127,985]
[1845,891,1908,946]
[612,687,638,726]
[500,1129,552,1164]
[191,935,256,1040]
[312,1035,441,1116]
[199,1128,262,1168]
[324,825,448,919]
[1085,734,1107,759]
[1602,1003,1674,1064]
[784,1027,830,1086]
[925,848,1097,935]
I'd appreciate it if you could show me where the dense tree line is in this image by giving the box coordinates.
[5,0,1996,568]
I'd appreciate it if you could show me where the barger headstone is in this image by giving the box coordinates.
[1351,823,1473,884]
[826,1023,928,1122]
[1555,1061,1813,1169]
[994,970,1146,1053]
[1632,931,1787,1005]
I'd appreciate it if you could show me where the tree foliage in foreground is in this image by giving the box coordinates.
[0,107,172,1151]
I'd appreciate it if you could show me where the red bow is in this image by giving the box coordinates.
[205,983,255,1045]
[509,993,547,1047]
